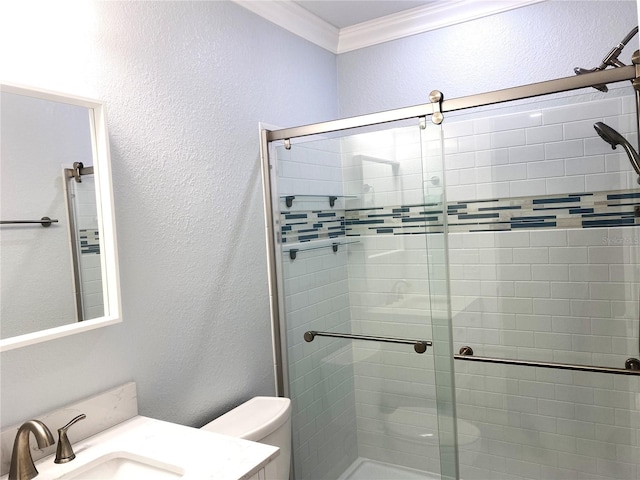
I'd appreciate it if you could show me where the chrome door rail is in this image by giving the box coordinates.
[267,65,636,142]
[304,330,432,354]
[443,65,636,113]
[454,351,640,376]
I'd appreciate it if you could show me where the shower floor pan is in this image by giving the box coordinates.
[338,458,440,480]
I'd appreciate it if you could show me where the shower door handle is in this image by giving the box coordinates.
[303,330,432,354]
[455,345,640,375]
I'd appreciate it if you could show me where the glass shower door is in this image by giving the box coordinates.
[269,120,457,480]
[442,86,640,480]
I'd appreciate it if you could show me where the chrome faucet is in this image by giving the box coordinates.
[8,420,55,480]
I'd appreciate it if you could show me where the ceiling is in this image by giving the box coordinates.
[233,0,546,54]
[292,1,436,29]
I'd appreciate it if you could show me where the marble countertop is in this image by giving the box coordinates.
[1,415,279,480]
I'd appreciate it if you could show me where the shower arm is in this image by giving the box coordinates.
[575,26,639,85]
[599,26,639,70]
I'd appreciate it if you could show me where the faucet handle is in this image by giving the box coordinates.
[54,414,86,464]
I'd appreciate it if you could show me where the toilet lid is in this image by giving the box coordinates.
[202,396,291,442]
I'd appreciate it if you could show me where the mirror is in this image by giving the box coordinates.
[0,84,121,351]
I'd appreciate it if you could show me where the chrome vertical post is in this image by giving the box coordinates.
[259,128,287,397]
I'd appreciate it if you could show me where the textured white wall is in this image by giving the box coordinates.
[337,1,639,117]
[0,1,339,427]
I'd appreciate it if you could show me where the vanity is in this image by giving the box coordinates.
[0,383,278,480]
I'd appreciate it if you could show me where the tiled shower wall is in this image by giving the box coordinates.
[440,92,639,202]
[451,227,640,480]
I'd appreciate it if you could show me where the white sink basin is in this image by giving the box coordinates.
[60,452,184,479]
[0,416,278,480]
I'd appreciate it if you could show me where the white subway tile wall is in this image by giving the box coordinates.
[451,224,640,480]
[275,90,640,480]
[440,92,638,203]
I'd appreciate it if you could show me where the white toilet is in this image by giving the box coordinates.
[201,396,291,480]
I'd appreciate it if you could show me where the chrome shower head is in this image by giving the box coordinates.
[594,122,625,148]
[594,122,640,184]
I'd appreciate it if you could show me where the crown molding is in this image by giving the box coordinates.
[338,0,547,54]
[233,0,547,55]
[232,0,339,53]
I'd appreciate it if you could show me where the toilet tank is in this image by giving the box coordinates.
[201,396,291,480]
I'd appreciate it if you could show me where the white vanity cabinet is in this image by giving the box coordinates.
[247,461,277,480]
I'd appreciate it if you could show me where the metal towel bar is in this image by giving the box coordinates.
[304,330,432,354]
[455,346,640,376]
[0,217,58,227]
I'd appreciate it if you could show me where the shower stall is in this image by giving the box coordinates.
[260,53,640,479]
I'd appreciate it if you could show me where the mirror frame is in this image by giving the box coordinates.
[0,83,121,351]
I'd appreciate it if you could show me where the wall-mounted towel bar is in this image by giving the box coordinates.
[0,217,58,227]
[455,346,640,376]
[304,330,432,354]
[285,240,359,260]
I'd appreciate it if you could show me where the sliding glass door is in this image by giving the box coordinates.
[269,120,457,480]
[443,85,640,480]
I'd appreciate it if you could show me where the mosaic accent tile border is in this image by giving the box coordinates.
[79,228,100,254]
[446,190,640,233]
[280,189,639,242]
[345,204,445,236]
[281,211,346,243]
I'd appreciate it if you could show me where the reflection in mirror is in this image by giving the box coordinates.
[64,161,104,321]
[0,84,121,351]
